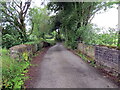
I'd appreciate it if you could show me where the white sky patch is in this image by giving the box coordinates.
[91,6,118,29]
[31,0,48,8]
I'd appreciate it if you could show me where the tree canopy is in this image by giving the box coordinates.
[0,0,31,42]
[1,1,119,49]
[47,2,119,49]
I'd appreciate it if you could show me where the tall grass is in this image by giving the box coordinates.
[1,49,30,89]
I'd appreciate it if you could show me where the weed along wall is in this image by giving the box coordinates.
[2,42,44,89]
[77,43,95,60]
[78,43,120,74]
[9,43,43,61]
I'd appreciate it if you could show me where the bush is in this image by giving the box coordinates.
[77,25,118,46]
[1,49,30,89]
[24,41,39,45]
[2,34,22,49]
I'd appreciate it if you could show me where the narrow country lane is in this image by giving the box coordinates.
[31,43,118,88]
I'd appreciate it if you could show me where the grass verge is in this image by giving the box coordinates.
[1,48,30,89]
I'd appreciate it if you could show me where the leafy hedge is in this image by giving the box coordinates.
[2,34,22,49]
[2,49,30,89]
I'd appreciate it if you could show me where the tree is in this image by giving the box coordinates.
[0,0,31,42]
[29,7,54,41]
[47,2,119,49]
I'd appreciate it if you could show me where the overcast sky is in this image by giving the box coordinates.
[31,0,118,29]
[91,6,118,29]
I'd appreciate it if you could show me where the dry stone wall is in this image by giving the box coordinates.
[78,43,95,59]
[95,46,120,73]
[78,43,120,73]
[9,43,43,61]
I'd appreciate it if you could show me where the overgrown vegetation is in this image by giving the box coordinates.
[0,0,120,89]
[75,50,96,67]
[0,1,55,88]
[77,24,118,46]
[29,7,54,41]
[1,49,30,89]
[0,1,55,49]
[0,0,32,43]
[47,2,119,49]
[1,1,119,49]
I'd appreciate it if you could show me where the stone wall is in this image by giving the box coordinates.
[78,43,120,73]
[78,43,95,60]
[95,46,120,73]
[9,43,43,61]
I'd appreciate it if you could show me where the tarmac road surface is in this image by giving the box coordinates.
[32,43,118,88]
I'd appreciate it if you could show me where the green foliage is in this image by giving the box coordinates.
[2,24,23,48]
[22,52,29,61]
[2,34,22,49]
[47,2,119,49]
[96,33,118,46]
[78,24,118,46]
[46,38,56,45]
[24,41,40,45]
[0,1,31,43]
[2,34,16,48]
[2,49,30,89]
[29,7,54,41]
[77,51,96,67]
